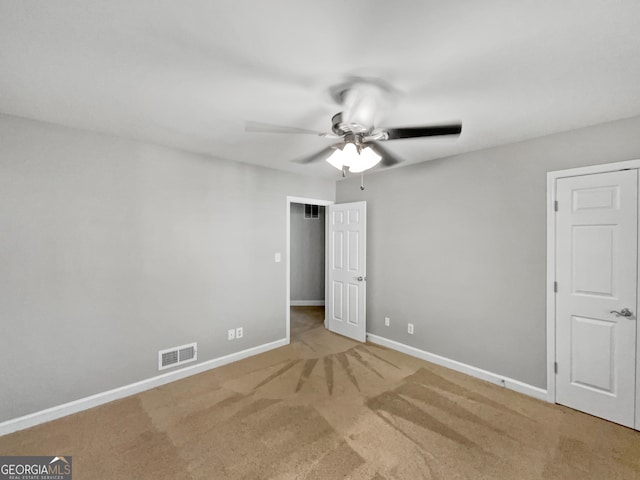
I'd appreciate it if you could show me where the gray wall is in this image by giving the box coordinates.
[290,203,325,302]
[337,114,640,389]
[0,114,335,422]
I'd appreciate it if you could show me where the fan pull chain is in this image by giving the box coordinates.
[360,172,365,191]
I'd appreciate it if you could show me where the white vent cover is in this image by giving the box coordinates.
[158,342,197,370]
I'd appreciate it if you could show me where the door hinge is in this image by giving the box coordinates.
[554,200,558,212]
[554,362,558,374]
[554,281,558,293]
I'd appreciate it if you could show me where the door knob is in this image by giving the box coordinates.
[356,276,367,282]
[610,308,633,317]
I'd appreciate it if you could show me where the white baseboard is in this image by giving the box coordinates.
[290,300,325,306]
[366,334,549,402]
[0,338,288,437]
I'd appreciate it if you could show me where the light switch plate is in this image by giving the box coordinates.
[274,252,281,263]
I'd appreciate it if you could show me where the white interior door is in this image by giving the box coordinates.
[555,169,637,428]
[327,201,366,342]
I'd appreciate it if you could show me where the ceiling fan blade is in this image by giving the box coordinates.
[384,123,462,140]
[292,145,341,164]
[369,142,402,167]
[245,121,329,136]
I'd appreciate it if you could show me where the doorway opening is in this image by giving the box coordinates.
[290,202,326,342]
[286,196,333,344]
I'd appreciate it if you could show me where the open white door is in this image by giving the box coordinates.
[555,169,637,428]
[327,201,366,342]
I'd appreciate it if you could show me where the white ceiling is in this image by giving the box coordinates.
[2,1,640,178]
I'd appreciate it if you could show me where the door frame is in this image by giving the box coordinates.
[547,159,640,430]
[286,196,334,344]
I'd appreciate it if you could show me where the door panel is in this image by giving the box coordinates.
[570,315,615,393]
[333,231,343,269]
[555,169,637,428]
[328,201,366,342]
[571,226,615,297]
[348,284,359,325]
[333,281,343,320]
[348,231,359,270]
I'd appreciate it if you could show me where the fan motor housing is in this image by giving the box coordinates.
[331,112,370,136]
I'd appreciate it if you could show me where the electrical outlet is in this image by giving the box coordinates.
[236,327,243,339]
[408,323,414,335]
[228,329,235,340]
[384,317,390,327]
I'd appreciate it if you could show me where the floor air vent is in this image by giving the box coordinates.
[159,342,197,370]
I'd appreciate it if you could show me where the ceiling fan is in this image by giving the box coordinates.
[245,78,462,176]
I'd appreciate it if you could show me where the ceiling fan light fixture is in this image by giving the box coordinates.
[349,146,381,173]
[326,142,357,170]
[340,142,358,168]
[325,142,381,173]
[326,147,345,170]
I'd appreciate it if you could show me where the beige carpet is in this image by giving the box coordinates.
[1,306,639,479]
